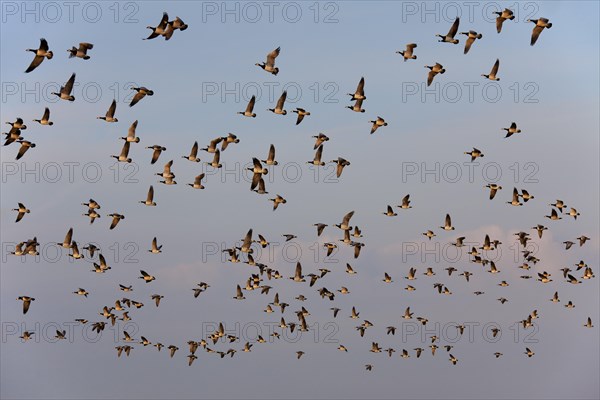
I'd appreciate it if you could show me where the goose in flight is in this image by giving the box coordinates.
[111,141,132,163]
[568,207,580,220]
[369,116,387,134]
[425,63,445,86]
[139,270,156,283]
[545,208,562,220]
[423,230,436,240]
[16,140,35,160]
[84,208,100,224]
[348,77,366,101]
[398,194,412,209]
[168,16,188,32]
[383,205,397,217]
[57,227,73,248]
[336,211,355,231]
[449,354,458,365]
[292,108,310,125]
[396,43,417,61]
[25,38,53,73]
[238,95,257,117]
[485,184,502,200]
[584,317,594,328]
[502,122,521,138]
[34,107,53,125]
[308,145,325,166]
[188,173,205,189]
[17,296,35,314]
[252,177,267,194]
[291,262,305,282]
[13,203,30,223]
[494,8,515,33]
[151,294,164,307]
[201,137,223,153]
[3,128,23,146]
[269,91,287,115]
[464,147,484,162]
[402,307,414,320]
[482,59,500,81]
[234,285,245,300]
[130,87,154,107]
[314,223,327,237]
[440,214,455,230]
[520,189,534,202]
[68,42,93,59]
[238,229,254,254]
[144,12,172,40]
[146,145,166,164]
[524,347,535,357]
[98,99,118,122]
[142,187,158,207]
[6,118,27,131]
[182,141,200,162]
[122,120,140,143]
[51,73,76,101]
[550,199,567,213]
[206,149,222,168]
[528,18,552,46]
[262,144,278,166]
[269,194,286,210]
[108,213,125,229]
[68,241,84,259]
[577,236,590,246]
[330,157,351,177]
[346,98,365,113]
[256,47,280,75]
[312,133,329,149]
[73,288,88,297]
[220,133,239,151]
[436,17,460,43]
[460,30,482,54]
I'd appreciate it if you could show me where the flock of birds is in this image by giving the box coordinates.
[5,9,596,372]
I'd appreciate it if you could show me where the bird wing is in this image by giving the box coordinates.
[246,95,256,113]
[530,25,544,46]
[63,73,76,95]
[147,185,154,202]
[448,17,460,37]
[25,55,44,73]
[128,120,138,138]
[107,99,117,118]
[356,77,365,96]
[491,59,500,76]
[266,47,280,67]
[120,141,130,158]
[129,91,145,107]
[464,36,475,54]
[42,107,50,121]
[276,91,287,110]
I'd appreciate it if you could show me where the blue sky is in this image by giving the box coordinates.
[1,1,599,399]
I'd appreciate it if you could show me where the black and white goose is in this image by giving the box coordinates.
[436,17,460,43]
[129,87,154,107]
[369,116,387,134]
[292,108,310,125]
[51,73,76,101]
[13,203,30,222]
[111,141,132,163]
[97,99,118,122]
[396,43,417,61]
[67,42,93,59]
[146,145,166,164]
[494,8,515,33]
[460,30,482,54]
[25,38,53,73]
[140,185,156,206]
[188,174,205,189]
[528,18,552,46]
[262,144,278,166]
[482,59,500,81]
[348,77,366,100]
[34,107,53,125]
[256,47,280,75]
[238,95,256,117]
[425,63,445,86]
[269,91,287,115]
[182,141,200,162]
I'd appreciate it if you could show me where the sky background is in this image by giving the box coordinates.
[1,1,599,399]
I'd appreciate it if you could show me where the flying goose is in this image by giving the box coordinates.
[3,128,23,146]
[269,194,287,210]
[314,223,327,237]
[57,228,73,249]
[16,140,36,160]
[436,17,460,43]
[129,87,154,107]
[464,147,484,161]
[84,208,100,224]
[441,214,455,230]
[6,118,27,131]
[205,149,222,168]
[482,59,500,81]
[550,199,567,213]
[519,189,534,202]
[238,229,254,254]
[97,99,118,122]
[348,77,366,100]
[292,108,310,125]
[524,347,535,357]
[495,8,515,33]
[336,211,355,231]
[202,137,223,154]
[425,63,445,86]
[259,144,278,166]
[346,98,365,113]
[545,208,562,220]
[144,12,172,40]
[68,42,93,59]
[17,296,35,314]
[460,30,482,54]
[528,18,552,46]
[55,330,67,340]
[20,331,34,341]
[568,207,580,220]
[238,95,256,117]
[140,185,156,206]
[330,157,351,177]
[13,203,30,223]
[369,116,387,134]
[51,73,76,101]
[179,141,200,163]
[502,122,521,138]
[146,145,166,164]
[25,38,53,73]
[69,241,84,259]
[382,272,393,283]
[149,237,162,254]
[577,235,590,246]
[398,194,412,209]
[584,317,594,328]
[121,120,141,143]
[188,173,205,189]
[383,205,397,217]
[396,43,417,61]
[108,213,125,229]
[256,47,280,75]
[221,133,239,151]
[139,270,156,283]
[423,230,436,240]
[234,285,245,300]
[269,91,287,115]
[249,158,268,190]
[449,354,458,365]
[33,107,53,125]
[402,307,414,319]
[151,294,164,307]
[111,141,132,163]
[308,145,325,166]
[485,183,502,200]
[168,16,188,31]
